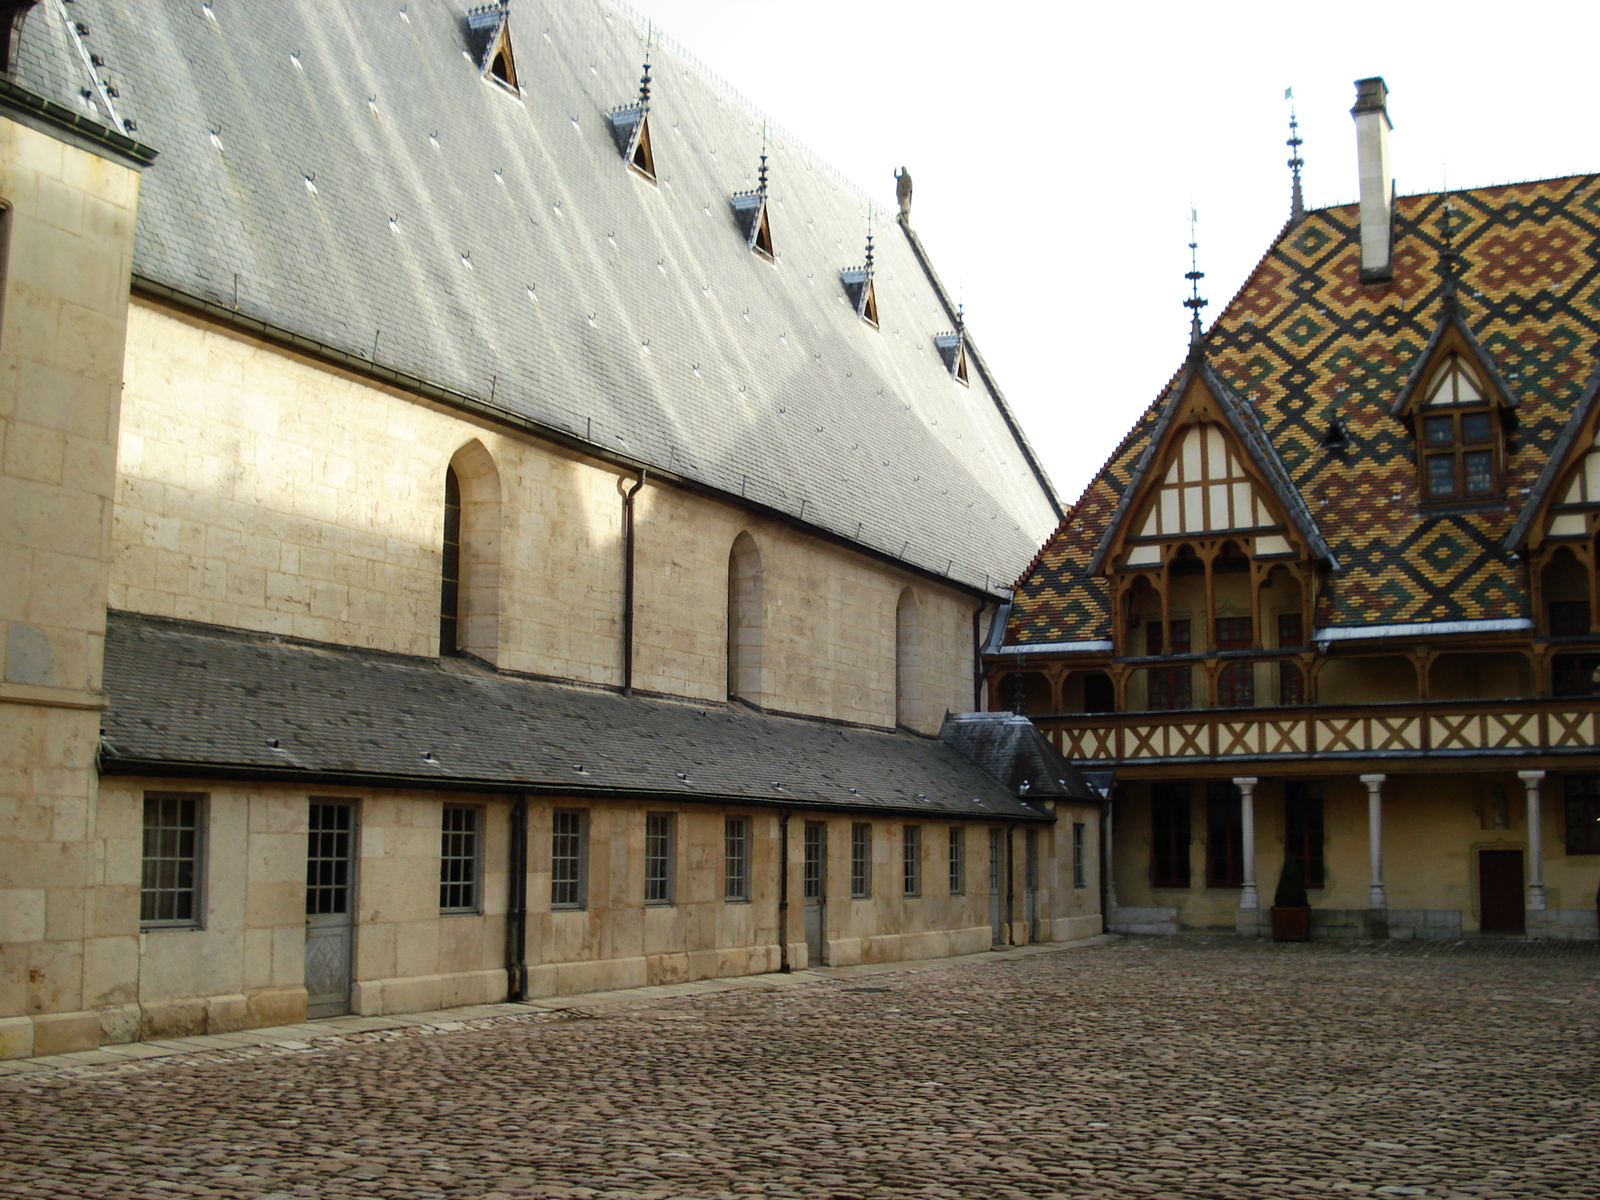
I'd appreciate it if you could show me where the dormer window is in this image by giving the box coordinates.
[467,3,519,93]
[1417,354,1500,500]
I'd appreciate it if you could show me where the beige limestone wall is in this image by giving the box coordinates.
[0,119,142,1058]
[113,304,981,730]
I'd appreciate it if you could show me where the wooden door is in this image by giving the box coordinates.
[1478,849,1525,934]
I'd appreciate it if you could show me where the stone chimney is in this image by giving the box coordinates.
[1351,77,1394,282]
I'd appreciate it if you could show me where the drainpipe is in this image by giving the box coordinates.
[777,810,791,972]
[506,795,529,1000]
[1005,823,1017,946]
[622,470,647,696]
[972,599,987,711]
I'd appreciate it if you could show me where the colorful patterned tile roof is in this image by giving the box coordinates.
[1009,175,1600,646]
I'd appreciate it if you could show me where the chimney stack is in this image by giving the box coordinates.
[1351,77,1394,282]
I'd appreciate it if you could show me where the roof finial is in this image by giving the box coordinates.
[1184,205,1208,347]
[1286,87,1305,224]
[758,124,769,199]
[637,26,653,113]
[1439,196,1461,310]
[863,216,874,278]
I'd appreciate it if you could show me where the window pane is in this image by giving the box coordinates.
[850,823,872,899]
[1460,412,1491,443]
[1464,451,1493,495]
[1427,455,1456,498]
[1425,415,1455,445]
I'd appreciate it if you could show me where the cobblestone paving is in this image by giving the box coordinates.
[2,937,1597,1200]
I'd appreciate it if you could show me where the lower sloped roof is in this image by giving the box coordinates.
[100,612,1047,821]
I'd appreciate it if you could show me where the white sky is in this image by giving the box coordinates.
[620,0,1598,510]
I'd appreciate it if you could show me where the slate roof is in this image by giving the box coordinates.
[12,0,1059,595]
[936,713,1099,801]
[100,612,1050,821]
[1008,176,1600,645]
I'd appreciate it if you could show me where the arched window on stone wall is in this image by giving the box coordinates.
[439,441,502,662]
[895,587,920,729]
[727,532,764,702]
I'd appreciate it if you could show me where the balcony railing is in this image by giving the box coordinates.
[1036,698,1600,764]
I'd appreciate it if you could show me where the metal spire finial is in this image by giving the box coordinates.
[1184,206,1208,347]
[758,124,769,198]
[1439,196,1461,309]
[1286,87,1305,224]
[863,221,874,278]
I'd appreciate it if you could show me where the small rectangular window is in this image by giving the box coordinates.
[850,823,872,899]
[645,813,675,904]
[724,816,749,901]
[1461,412,1492,443]
[1464,450,1493,495]
[552,809,588,909]
[948,827,965,895]
[802,822,826,900]
[1072,822,1087,889]
[440,805,480,912]
[141,793,204,927]
[902,825,921,896]
[1277,613,1305,648]
[1427,455,1456,498]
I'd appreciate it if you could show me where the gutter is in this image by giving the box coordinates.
[97,757,1056,822]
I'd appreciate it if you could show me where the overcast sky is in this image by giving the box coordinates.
[621,0,1597,507]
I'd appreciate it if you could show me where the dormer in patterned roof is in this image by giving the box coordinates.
[607,59,656,182]
[1390,295,1521,505]
[466,2,517,93]
[730,152,774,259]
[1090,351,1330,668]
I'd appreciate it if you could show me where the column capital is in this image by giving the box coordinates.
[1359,773,1387,785]
[1517,769,1547,783]
[1231,776,1259,788]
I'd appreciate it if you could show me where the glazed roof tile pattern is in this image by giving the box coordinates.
[1009,176,1600,646]
[12,0,1059,596]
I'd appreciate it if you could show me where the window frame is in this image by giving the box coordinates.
[948,826,966,896]
[850,822,872,899]
[551,809,589,910]
[644,812,676,905]
[1150,783,1191,888]
[1413,356,1503,504]
[141,792,205,929]
[902,825,922,897]
[1204,781,1244,888]
[1072,822,1088,889]
[723,816,749,902]
[1562,777,1600,854]
[1284,781,1327,887]
[439,804,482,914]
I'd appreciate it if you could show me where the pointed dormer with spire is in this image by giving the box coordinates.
[730,135,775,259]
[841,223,879,327]
[607,45,657,182]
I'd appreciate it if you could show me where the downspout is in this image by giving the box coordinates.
[1005,823,1017,946]
[506,794,528,1000]
[777,811,791,972]
[622,470,647,697]
[1098,797,1112,934]
[972,598,987,712]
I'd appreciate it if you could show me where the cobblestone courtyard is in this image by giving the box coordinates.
[1,937,1596,1200]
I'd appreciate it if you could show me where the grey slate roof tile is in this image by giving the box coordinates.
[14,0,1058,594]
[101,612,1048,822]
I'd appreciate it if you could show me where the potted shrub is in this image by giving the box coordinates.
[1270,850,1311,942]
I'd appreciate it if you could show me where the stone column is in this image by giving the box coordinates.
[1234,777,1259,910]
[1518,769,1547,912]
[1361,774,1387,909]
